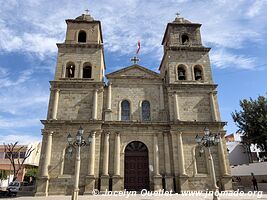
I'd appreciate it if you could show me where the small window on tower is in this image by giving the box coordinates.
[181,34,189,45]
[194,66,203,81]
[78,30,86,43]
[177,65,186,80]
[66,63,75,78]
[83,65,92,78]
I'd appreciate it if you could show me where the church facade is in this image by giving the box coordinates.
[36,13,232,196]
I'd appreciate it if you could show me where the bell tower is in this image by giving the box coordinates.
[159,14,221,122]
[46,12,105,121]
[54,12,105,82]
[159,14,213,84]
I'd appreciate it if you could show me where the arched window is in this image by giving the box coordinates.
[181,34,189,45]
[66,63,75,78]
[194,66,203,81]
[177,65,186,80]
[121,100,130,121]
[195,146,207,174]
[78,30,86,43]
[83,65,92,78]
[142,100,151,121]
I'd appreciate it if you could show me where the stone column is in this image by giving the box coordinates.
[163,132,171,175]
[84,132,97,194]
[101,132,110,191]
[159,85,164,110]
[102,132,110,176]
[62,63,66,78]
[107,82,112,110]
[40,131,53,177]
[88,132,96,176]
[51,89,60,120]
[114,132,120,176]
[153,134,160,176]
[218,135,229,176]
[36,130,53,196]
[174,92,180,120]
[92,89,98,120]
[177,132,186,175]
[59,149,65,176]
[163,131,174,191]
[210,92,218,121]
[74,63,79,78]
[79,62,83,78]
[153,134,162,191]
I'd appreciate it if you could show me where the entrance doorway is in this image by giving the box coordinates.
[124,141,149,191]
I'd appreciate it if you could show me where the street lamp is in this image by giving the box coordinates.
[67,126,92,200]
[195,127,220,200]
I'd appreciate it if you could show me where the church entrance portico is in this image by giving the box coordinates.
[124,141,149,191]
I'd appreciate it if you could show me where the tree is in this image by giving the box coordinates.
[232,95,267,159]
[3,142,35,181]
[0,170,8,181]
[24,167,38,184]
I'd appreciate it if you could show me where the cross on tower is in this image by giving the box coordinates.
[85,9,90,14]
[130,56,140,64]
[176,12,180,18]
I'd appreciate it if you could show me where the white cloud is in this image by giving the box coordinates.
[0,0,266,69]
[247,0,267,18]
[0,134,41,145]
[0,69,33,88]
[210,49,256,69]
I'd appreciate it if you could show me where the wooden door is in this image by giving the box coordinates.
[124,141,149,191]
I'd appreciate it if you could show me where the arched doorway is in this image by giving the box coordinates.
[124,141,149,191]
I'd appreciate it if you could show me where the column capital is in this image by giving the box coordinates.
[153,133,159,138]
[90,131,96,137]
[162,130,170,136]
[41,130,54,136]
[115,132,120,136]
[104,131,110,136]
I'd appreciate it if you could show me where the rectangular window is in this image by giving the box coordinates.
[20,152,26,158]
[4,152,19,159]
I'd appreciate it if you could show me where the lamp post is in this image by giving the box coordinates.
[195,127,220,200]
[67,126,93,200]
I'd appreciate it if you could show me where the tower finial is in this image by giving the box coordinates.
[176,12,180,18]
[85,9,90,15]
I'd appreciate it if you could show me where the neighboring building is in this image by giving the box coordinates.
[226,133,261,166]
[231,162,267,190]
[36,12,232,196]
[0,142,41,189]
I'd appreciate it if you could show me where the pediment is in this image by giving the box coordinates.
[106,64,160,79]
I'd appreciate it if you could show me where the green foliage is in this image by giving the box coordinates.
[232,95,267,157]
[25,168,38,178]
[0,170,8,180]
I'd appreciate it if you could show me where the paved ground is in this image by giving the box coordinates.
[1,192,266,200]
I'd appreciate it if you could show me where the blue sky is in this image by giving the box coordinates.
[0,0,267,144]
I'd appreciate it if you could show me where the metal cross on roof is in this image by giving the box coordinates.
[130,56,140,64]
[176,12,180,17]
[85,9,90,14]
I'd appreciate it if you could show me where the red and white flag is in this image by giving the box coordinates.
[136,40,141,54]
